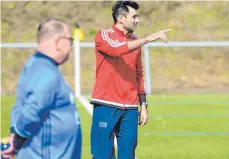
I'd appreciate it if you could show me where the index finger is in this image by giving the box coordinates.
[162,29,171,33]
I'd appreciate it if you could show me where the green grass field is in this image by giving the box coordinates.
[1,94,229,159]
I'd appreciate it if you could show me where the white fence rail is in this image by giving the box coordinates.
[1,41,229,94]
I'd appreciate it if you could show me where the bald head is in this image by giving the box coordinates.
[37,18,68,43]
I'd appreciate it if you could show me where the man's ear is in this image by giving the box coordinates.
[55,39,61,52]
[118,14,125,24]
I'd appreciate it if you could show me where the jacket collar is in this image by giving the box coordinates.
[112,25,125,36]
[112,25,132,38]
[34,51,58,66]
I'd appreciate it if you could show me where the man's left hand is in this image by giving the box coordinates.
[139,105,148,126]
[1,134,16,159]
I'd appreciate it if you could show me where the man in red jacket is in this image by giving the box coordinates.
[90,1,171,158]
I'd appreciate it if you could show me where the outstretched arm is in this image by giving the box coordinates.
[96,29,171,57]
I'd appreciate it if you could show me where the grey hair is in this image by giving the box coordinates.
[37,17,68,43]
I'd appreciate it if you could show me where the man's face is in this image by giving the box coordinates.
[56,25,73,64]
[122,6,139,32]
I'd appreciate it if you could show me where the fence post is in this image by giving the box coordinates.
[143,44,151,94]
[74,38,81,96]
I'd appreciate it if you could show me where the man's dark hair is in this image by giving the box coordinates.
[112,0,139,24]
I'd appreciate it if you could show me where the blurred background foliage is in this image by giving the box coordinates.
[1,1,229,95]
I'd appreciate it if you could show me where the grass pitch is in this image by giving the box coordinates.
[1,94,229,159]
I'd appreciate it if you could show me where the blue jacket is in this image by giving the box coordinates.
[10,52,82,159]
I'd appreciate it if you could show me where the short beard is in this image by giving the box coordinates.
[59,54,69,65]
[124,25,136,33]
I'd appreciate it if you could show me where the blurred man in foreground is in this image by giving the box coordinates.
[2,17,82,159]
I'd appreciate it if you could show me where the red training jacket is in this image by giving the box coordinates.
[90,25,145,109]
